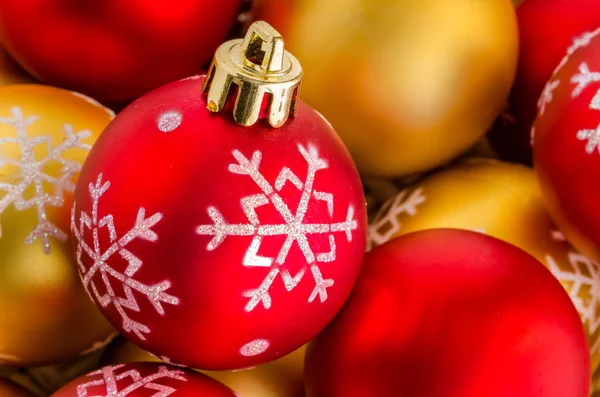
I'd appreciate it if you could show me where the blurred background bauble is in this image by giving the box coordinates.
[254,0,519,178]
[368,158,600,372]
[532,22,600,264]
[0,0,243,102]
[305,229,591,397]
[488,0,600,164]
[0,85,115,366]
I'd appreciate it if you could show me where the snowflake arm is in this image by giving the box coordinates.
[72,174,179,341]
[577,123,600,155]
[537,79,560,115]
[545,252,600,355]
[0,107,92,253]
[367,187,426,250]
[197,144,359,312]
[77,365,187,397]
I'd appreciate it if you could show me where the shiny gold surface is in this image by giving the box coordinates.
[0,85,115,366]
[369,158,600,372]
[103,338,305,397]
[254,0,519,177]
[203,21,302,128]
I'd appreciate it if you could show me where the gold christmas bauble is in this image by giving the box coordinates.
[0,48,33,86]
[253,0,519,177]
[0,377,35,397]
[0,84,116,366]
[102,338,305,397]
[368,159,600,372]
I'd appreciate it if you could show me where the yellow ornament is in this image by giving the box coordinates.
[102,338,306,397]
[0,48,33,86]
[0,377,35,397]
[0,84,116,366]
[368,159,600,372]
[253,0,519,177]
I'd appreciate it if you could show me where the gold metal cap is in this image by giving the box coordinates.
[202,21,303,128]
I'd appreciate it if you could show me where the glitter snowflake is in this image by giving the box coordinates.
[571,63,600,99]
[569,28,600,56]
[76,365,187,397]
[0,106,91,253]
[545,251,600,356]
[552,28,600,76]
[537,79,560,115]
[196,144,358,312]
[366,187,425,251]
[71,174,179,340]
[577,122,600,155]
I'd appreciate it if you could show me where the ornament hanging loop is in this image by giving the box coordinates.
[202,21,303,128]
[241,22,284,73]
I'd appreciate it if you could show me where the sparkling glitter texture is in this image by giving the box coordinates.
[367,187,426,251]
[71,174,179,340]
[570,62,600,111]
[545,249,600,357]
[571,63,600,98]
[76,364,187,397]
[577,123,600,154]
[240,339,270,357]
[157,111,183,133]
[196,143,358,312]
[537,79,560,115]
[0,106,91,253]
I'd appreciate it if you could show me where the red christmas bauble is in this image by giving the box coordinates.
[70,75,366,370]
[304,229,590,397]
[533,28,600,261]
[0,0,242,102]
[51,362,238,397]
[488,0,600,164]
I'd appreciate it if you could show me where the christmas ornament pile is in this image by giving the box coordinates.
[0,0,597,396]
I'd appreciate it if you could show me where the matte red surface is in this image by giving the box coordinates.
[0,0,241,101]
[488,0,600,164]
[533,30,600,262]
[51,362,237,397]
[72,75,367,370]
[304,229,590,397]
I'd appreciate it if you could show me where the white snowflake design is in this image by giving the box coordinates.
[196,144,358,312]
[577,123,600,155]
[76,365,187,397]
[545,251,600,356]
[569,29,600,57]
[71,174,179,340]
[0,107,91,253]
[552,28,600,77]
[537,79,560,115]
[571,63,600,99]
[366,187,426,251]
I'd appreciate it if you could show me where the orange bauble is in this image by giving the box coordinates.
[0,85,115,365]
[254,0,518,177]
